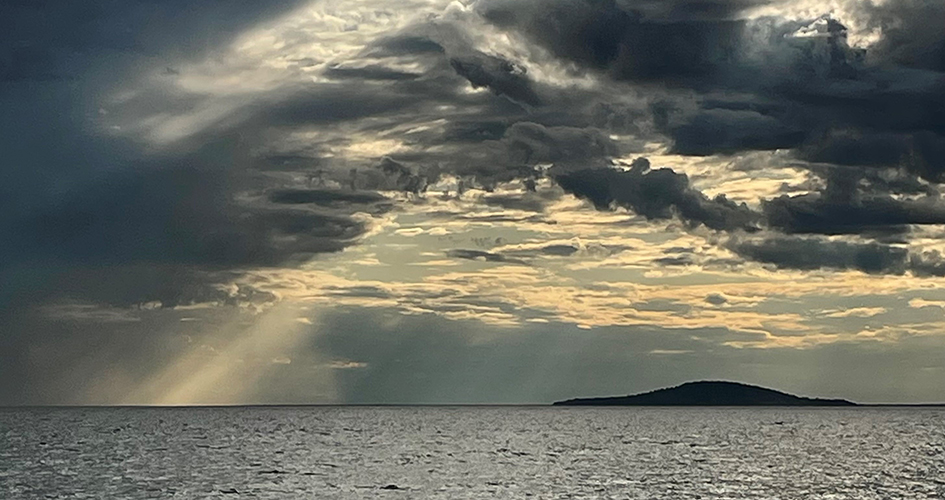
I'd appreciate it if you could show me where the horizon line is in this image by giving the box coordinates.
[4,403,945,409]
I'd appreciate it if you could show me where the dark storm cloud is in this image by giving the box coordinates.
[864,0,945,73]
[11,168,363,267]
[728,236,910,274]
[652,33,944,174]
[557,158,760,231]
[477,0,945,180]
[441,121,510,143]
[362,157,431,193]
[408,120,622,188]
[477,0,751,84]
[1,155,381,313]
[173,12,640,191]
[729,233,945,276]
[450,52,543,106]
[497,122,620,170]
[453,0,945,278]
[763,189,945,237]
[798,129,945,182]
[758,164,945,237]
[908,251,945,277]
[668,108,805,155]
[552,153,945,274]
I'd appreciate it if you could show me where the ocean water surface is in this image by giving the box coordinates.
[2,407,943,499]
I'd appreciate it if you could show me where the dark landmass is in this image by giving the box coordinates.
[554,381,857,406]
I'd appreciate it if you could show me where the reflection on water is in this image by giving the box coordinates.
[2,407,944,498]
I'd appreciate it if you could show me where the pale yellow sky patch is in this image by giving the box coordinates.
[818,307,888,318]
[909,298,945,309]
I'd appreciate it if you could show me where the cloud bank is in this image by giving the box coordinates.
[4,0,945,403]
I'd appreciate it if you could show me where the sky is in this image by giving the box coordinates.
[2,0,945,405]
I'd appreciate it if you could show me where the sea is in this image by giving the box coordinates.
[2,406,943,499]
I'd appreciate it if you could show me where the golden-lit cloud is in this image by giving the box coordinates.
[193,189,945,350]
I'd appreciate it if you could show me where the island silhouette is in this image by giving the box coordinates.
[553,381,857,406]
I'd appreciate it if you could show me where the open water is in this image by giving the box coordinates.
[2,407,943,499]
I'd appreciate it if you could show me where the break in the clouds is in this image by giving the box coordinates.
[3,0,945,404]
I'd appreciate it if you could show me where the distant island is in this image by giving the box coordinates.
[553,381,857,406]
